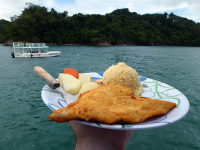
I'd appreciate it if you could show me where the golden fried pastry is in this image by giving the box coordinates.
[48,85,176,124]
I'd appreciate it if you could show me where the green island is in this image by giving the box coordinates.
[1,2,200,46]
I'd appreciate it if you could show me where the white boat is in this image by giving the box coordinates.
[11,42,61,58]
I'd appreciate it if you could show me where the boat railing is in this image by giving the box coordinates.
[26,43,46,47]
[13,42,24,47]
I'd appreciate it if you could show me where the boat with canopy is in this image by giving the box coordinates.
[11,42,61,58]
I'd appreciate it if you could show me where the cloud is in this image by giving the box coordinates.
[1,0,200,22]
[146,0,188,7]
[186,3,200,15]
[0,0,39,20]
[40,0,58,8]
[124,3,135,12]
[144,0,200,16]
[109,7,115,13]
[142,0,200,22]
[70,0,137,15]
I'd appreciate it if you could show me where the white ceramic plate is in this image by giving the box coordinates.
[41,72,190,130]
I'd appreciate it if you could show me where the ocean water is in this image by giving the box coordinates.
[0,44,199,149]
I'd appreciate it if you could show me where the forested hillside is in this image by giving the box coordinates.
[0,19,9,42]
[1,3,200,46]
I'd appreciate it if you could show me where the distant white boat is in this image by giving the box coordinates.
[11,42,61,58]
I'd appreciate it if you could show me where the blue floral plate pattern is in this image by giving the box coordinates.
[41,72,190,130]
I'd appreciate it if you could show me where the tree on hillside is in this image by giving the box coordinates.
[0,19,10,42]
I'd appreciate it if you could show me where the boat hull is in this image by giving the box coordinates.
[12,51,61,58]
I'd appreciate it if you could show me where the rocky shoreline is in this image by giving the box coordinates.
[2,40,169,46]
[3,40,133,46]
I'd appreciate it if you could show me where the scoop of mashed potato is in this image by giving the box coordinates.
[102,62,143,96]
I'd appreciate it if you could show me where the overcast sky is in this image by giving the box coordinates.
[0,0,200,23]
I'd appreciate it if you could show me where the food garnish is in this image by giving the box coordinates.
[77,82,100,97]
[63,68,79,79]
[78,74,92,86]
[58,73,81,95]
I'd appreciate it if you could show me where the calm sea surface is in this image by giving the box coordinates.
[0,44,199,150]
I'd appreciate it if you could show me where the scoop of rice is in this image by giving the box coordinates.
[102,62,143,96]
